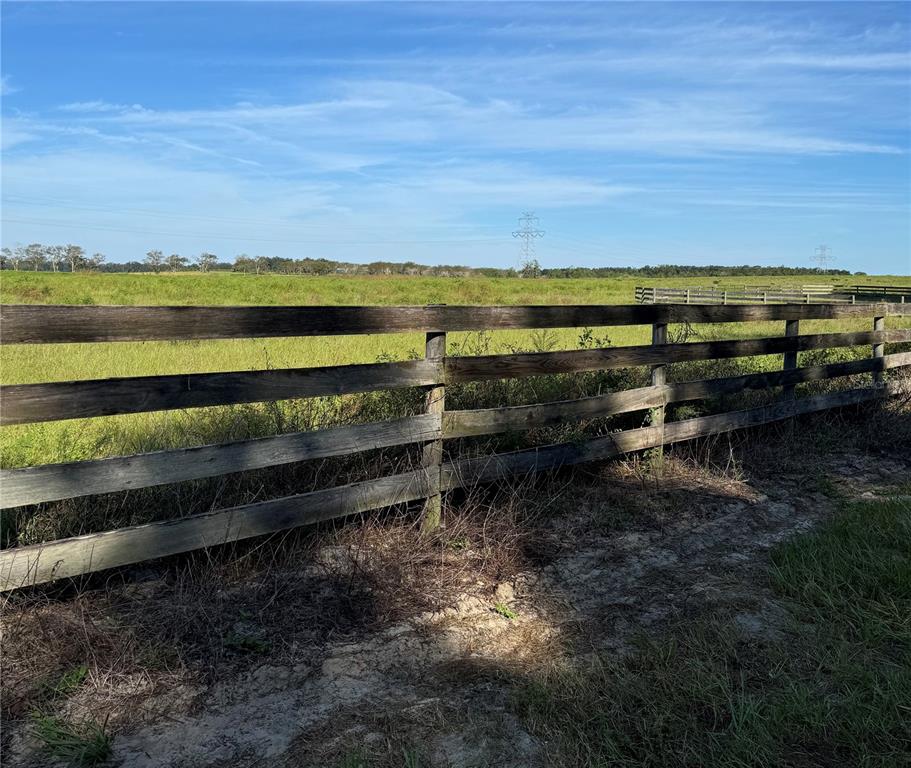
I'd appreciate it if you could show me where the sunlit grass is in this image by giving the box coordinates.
[1,272,908,470]
[517,494,911,767]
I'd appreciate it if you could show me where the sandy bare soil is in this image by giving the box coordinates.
[3,440,909,768]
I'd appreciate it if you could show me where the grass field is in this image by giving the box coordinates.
[2,272,909,461]
[4,271,908,385]
[8,270,907,307]
[1,271,909,545]
[517,493,911,768]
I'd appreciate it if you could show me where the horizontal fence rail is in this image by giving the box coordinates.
[443,352,911,438]
[0,414,442,508]
[635,286,910,306]
[5,330,909,427]
[0,471,434,589]
[443,387,889,489]
[2,302,908,344]
[850,285,911,301]
[444,330,911,383]
[0,360,442,426]
[1,300,909,590]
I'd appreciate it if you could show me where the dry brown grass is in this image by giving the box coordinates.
[3,398,908,766]
[0,480,553,755]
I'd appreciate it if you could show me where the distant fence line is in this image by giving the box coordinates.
[635,284,911,306]
[1,301,910,590]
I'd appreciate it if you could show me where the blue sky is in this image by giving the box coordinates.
[1,1,909,273]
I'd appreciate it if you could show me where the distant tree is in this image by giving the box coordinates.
[144,250,164,273]
[254,255,268,275]
[195,252,217,273]
[88,252,106,271]
[0,247,10,270]
[65,244,85,273]
[46,244,65,272]
[25,243,47,272]
[10,246,26,271]
[299,257,335,275]
[101,260,144,273]
[234,254,254,274]
[167,253,188,272]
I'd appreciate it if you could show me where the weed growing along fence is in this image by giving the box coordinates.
[1,302,909,590]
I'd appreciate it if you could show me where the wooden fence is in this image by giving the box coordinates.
[635,285,910,305]
[849,285,911,303]
[1,302,910,590]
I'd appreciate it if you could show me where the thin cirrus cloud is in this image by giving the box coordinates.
[0,74,19,96]
[45,84,904,159]
[58,100,149,113]
[765,52,911,69]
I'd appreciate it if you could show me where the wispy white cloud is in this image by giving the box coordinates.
[46,79,902,160]
[0,120,36,150]
[59,100,148,113]
[0,74,19,96]
[767,52,911,70]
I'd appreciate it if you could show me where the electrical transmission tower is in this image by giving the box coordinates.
[512,211,545,265]
[811,244,835,271]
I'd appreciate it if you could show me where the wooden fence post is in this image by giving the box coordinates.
[421,308,446,532]
[873,315,885,387]
[648,322,668,471]
[783,319,799,399]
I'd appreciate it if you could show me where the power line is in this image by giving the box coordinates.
[811,244,835,271]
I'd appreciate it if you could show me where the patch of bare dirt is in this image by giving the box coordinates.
[3,443,910,768]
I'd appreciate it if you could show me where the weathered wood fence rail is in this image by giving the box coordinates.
[1,302,910,590]
[849,285,911,302]
[635,285,910,305]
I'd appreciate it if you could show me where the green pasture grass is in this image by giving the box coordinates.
[516,494,911,768]
[1,272,908,469]
[5,270,906,308]
[1,272,908,545]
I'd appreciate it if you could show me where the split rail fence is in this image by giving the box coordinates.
[850,285,911,303]
[635,285,910,305]
[1,302,910,590]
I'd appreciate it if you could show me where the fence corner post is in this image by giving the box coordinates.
[421,306,446,532]
[783,318,799,400]
[648,321,668,474]
[873,315,885,388]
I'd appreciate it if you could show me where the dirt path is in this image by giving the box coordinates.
[6,448,909,768]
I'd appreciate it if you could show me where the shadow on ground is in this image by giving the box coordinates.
[2,399,910,767]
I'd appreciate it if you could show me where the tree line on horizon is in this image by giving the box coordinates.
[0,243,860,277]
